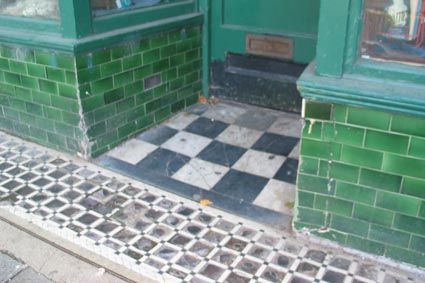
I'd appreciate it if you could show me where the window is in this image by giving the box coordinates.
[0,0,59,20]
[91,0,183,17]
[360,0,425,64]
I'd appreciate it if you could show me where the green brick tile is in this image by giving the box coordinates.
[296,207,326,226]
[184,71,199,85]
[376,191,420,216]
[168,30,183,43]
[56,56,75,70]
[66,136,80,151]
[105,112,126,130]
[176,39,192,53]
[394,213,425,235]
[365,130,409,155]
[330,162,359,183]
[154,105,171,123]
[46,67,65,82]
[135,113,154,131]
[43,107,62,122]
[13,122,30,136]
[134,65,153,80]
[15,48,35,63]
[299,156,319,175]
[1,46,15,59]
[39,79,58,95]
[54,121,76,137]
[150,35,168,49]
[78,83,91,96]
[300,139,340,159]
[353,203,394,227]
[126,105,145,122]
[34,51,51,65]
[332,105,347,123]
[104,88,124,105]
[9,98,26,111]
[294,222,322,231]
[143,49,161,65]
[186,26,200,37]
[419,201,425,219]
[0,58,10,70]
[297,191,315,208]
[391,114,425,138]
[177,62,193,77]
[185,49,199,63]
[136,90,154,105]
[383,154,425,180]
[347,106,391,130]
[113,70,134,87]
[297,174,331,195]
[50,95,79,113]
[9,60,27,74]
[346,235,385,256]
[170,54,185,67]
[409,137,425,159]
[90,77,113,94]
[81,95,104,112]
[359,168,402,192]
[94,104,116,122]
[14,86,29,100]
[4,72,21,84]
[58,84,76,99]
[0,95,10,107]
[3,107,19,120]
[318,159,329,177]
[132,39,150,53]
[410,235,425,253]
[160,44,177,59]
[61,111,80,125]
[153,84,167,97]
[315,196,353,217]
[29,127,47,142]
[100,60,122,77]
[25,101,43,116]
[124,81,143,96]
[145,97,163,113]
[169,78,184,91]
[123,54,142,70]
[95,131,118,149]
[21,76,39,90]
[336,181,376,205]
[65,71,76,85]
[324,123,365,147]
[153,59,170,73]
[302,120,322,139]
[341,145,383,169]
[118,120,137,138]
[111,44,132,60]
[171,99,185,113]
[331,214,369,237]
[0,83,15,95]
[27,64,46,78]
[385,246,424,267]
[116,97,135,113]
[90,49,112,66]
[163,68,177,82]
[87,121,106,137]
[77,67,101,84]
[304,101,332,120]
[177,85,192,99]
[402,177,425,199]
[47,131,66,146]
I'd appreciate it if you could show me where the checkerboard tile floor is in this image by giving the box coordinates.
[0,131,423,283]
[97,101,301,228]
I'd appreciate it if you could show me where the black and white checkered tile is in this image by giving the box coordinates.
[0,132,422,283]
[97,101,301,227]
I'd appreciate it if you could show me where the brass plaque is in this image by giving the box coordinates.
[246,34,294,60]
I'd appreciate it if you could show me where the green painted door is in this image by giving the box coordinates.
[211,0,320,64]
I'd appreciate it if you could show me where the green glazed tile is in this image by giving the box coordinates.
[152,59,170,73]
[385,246,424,266]
[302,120,322,139]
[410,235,425,253]
[365,130,409,155]
[4,72,21,84]
[111,44,132,60]
[154,105,171,123]
[126,105,145,122]
[113,70,134,87]
[304,101,332,120]
[370,224,411,249]
[27,64,46,78]
[383,154,425,179]
[346,235,385,256]
[299,157,319,175]
[171,99,185,113]
[94,104,116,122]
[21,76,39,90]
[176,40,192,53]
[81,95,104,112]
[332,105,347,122]
[393,213,425,235]
[9,60,27,74]
[330,162,359,183]
[104,88,124,105]
[90,77,113,94]
[58,84,76,99]
[65,71,76,85]
[376,191,419,216]
[359,168,402,192]
[91,50,111,65]
[297,191,315,208]
[336,181,376,205]
[39,79,58,94]
[314,195,353,217]
[0,58,10,70]
[47,132,66,146]
[347,106,391,130]
[61,111,80,125]
[78,67,101,84]
[124,81,143,96]
[100,60,122,77]
[50,95,79,113]
[297,173,330,195]
[409,137,425,159]
[353,203,394,227]
[143,49,161,65]
[118,121,137,138]
[35,51,51,65]
[56,56,75,71]
[43,106,61,120]
[185,49,199,63]
[132,39,150,53]
[116,96,135,113]
[87,121,106,137]
[123,54,142,70]
[418,201,425,218]
[25,101,43,116]
[46,67,66,82]
[297,207,326,226]
[160,44,177,59]
[391,114,425,138]
[134,64,153,80]
[341,145,383,169]
[150,35,168,49]
[331,214,369,237]
[402,177,425,199]
[54,121,76,137]
[324,123,365,147]
[170,54,185,67]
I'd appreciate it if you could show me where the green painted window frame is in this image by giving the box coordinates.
[315,0,425,84]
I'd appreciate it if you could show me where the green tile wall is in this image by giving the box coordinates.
[295,100,425,268]
[0,25,202,157]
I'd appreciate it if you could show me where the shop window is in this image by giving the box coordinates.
[91,0,184,17]
[0,0,59,20]
[360,0,425,64]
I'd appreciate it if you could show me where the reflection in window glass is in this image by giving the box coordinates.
[91,0,181,17]
[0,0,59,20]
[361,0,425,64]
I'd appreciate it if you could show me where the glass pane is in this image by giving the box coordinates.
[360,0,425,64]
[0,0,59,20]
[91,0,183,17]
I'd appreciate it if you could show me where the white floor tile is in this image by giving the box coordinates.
[253,180,296,216]
[172,158,229,190]
[232,150,286,178]
[216,125,263,148]
[267,116,302,137]
[107,139,157,165]
[161,131,212,157]
[202,102,246,124]
[166,112,199,130]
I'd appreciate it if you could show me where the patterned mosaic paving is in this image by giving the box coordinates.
[97,101,301,228]
[0,131,423,283]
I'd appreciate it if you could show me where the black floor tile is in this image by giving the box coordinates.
[137,125,178,146]
[252,133,299,156]
[197,141,246,167]
[136,148,190,177]
[184,117,229,139]
[274,158,298,184]
[212,170,268,203]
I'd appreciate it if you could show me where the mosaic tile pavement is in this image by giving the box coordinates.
[97,101,301,228]
[0,132,423,283]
